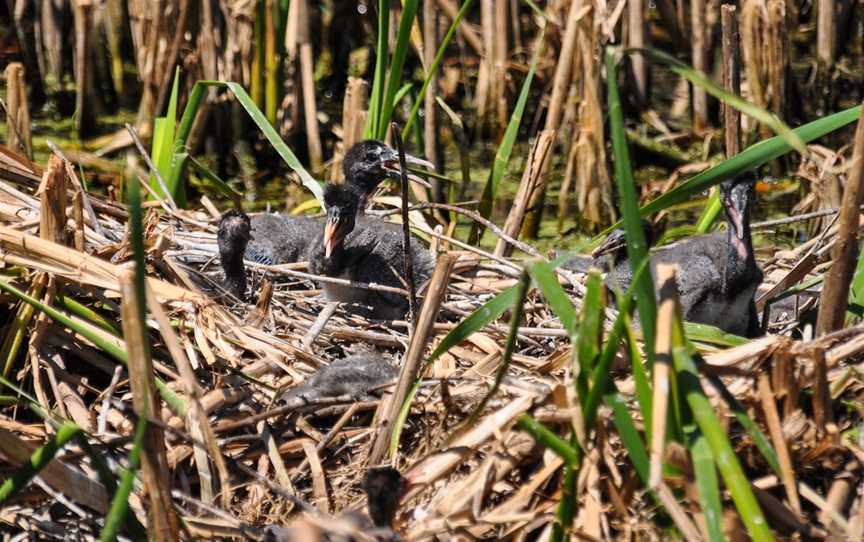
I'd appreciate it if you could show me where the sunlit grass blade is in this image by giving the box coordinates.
[168,81,323,206]
[149,68,182,205]
[0,421,81,505]
[689,428,725,542]
[0,280,186,416]
[673,336,774,541]
[187,154,242,203]
[474,23,546,237]
[374,0,419,139]
[527,259,578,338]
[695,191,723,233]
[627,47,805,153]
[604,391,650,484]
[402,0,474,139]
[365,0,390,138]
[606,46,656,369]
[516,414,580,465]
[99,415,147,542]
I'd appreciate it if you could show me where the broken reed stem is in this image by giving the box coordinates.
[368,254,456,466]
[496,129,555,257]
[816,105,864,335]
[38,156,68,245]
[391,123,418,322]
[3,63,32,159]
[691,0,707,132]
[649,263,677,489]
[757,372,801,514]
[721,5,741,157]
[119,270,180,539]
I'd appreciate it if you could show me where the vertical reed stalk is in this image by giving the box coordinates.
[816,106,864,335]
[73,0,96,135]
[817,0,836,66]
[104,0,126,96]
[264,0,279,125]
[368,254,456,465]
[523,0,581,238]
[475,0,494,122]
[493,0,508,130]
[496,130,555,257]
[766,0,787,121]
[721,5,741,158]
[628,0,647,104]
[297,0,323,171]
[251,0,265,107]
[4,63,32,159]
[423,0,442,200]
[691,0,707,132]
[436,0,483,53]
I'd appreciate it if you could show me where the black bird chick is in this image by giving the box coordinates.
[561,218,655,274]
[217,209,251,298]
[606,174,763,337]
[308,183,434,320]
[282,353,398,402]
[362,467,407,530]
[216,140,433,302]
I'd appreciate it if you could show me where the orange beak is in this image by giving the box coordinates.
[324,220,338,258]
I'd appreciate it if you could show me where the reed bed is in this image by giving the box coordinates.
[4,0,864,540]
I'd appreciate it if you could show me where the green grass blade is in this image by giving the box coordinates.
[365,0,391,138]
[577,271,604,372]
[638,105,862,219]
[604,391,650,484]
[606,47,656,369]
[100,415,147,542]
[377,0,420,139]
[527,260,578,338]
[187,154,243,202]
[0,422,81,505]
[149,68,181,204]
[0,280,186,416]
[402,0,474,139]
[689,428,725,542]
[674,339,774,541]
[474,23,546,230]
[627,47,804,153]
[695,191,723,233]
[516,414,580,465]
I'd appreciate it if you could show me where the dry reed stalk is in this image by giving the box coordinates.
[628,0,647,103]
[436,0,483,53]
[766,0,787,121]
[73,190,85,251]
[38,156,68,245]
[816,106,864,335]
[721,5,741,157]
[40,0,65,86]
[424,0,442,200]
[4,62,32,159]
[522,0,582,238]
[496,130,555,257]
[757,372,801,513]
[572,2,614,226]
[368,254,456,465]
[475,0,494,122]
[820,461,858,530]
[493,0,509,130]
[153,0,191,117]
[649,263,676,489]
[691,0,708,132]
[818,0,836,66]
[119,269,180,539]
[297,0,323,171]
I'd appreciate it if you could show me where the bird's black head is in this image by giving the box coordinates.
[592,218,655,260]
[322,183,362,258]
[343,139,434,195]
[362,466,406,528]
[217,209,251,256]
[720,174,756,241]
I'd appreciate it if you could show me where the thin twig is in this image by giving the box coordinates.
[124,123,178,211]
[392,122,418,322]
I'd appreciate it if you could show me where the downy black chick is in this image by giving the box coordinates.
[607,174,764,337]
[282,352,398,402]
[217,140,433,300]
[307,182,434,320]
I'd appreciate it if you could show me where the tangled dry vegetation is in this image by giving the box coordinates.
[0,132,863,541]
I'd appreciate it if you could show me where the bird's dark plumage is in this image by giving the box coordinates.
[283,353,398,402]
[310,183,434,319]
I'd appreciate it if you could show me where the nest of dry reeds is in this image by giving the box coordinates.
[2,141,864,542]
